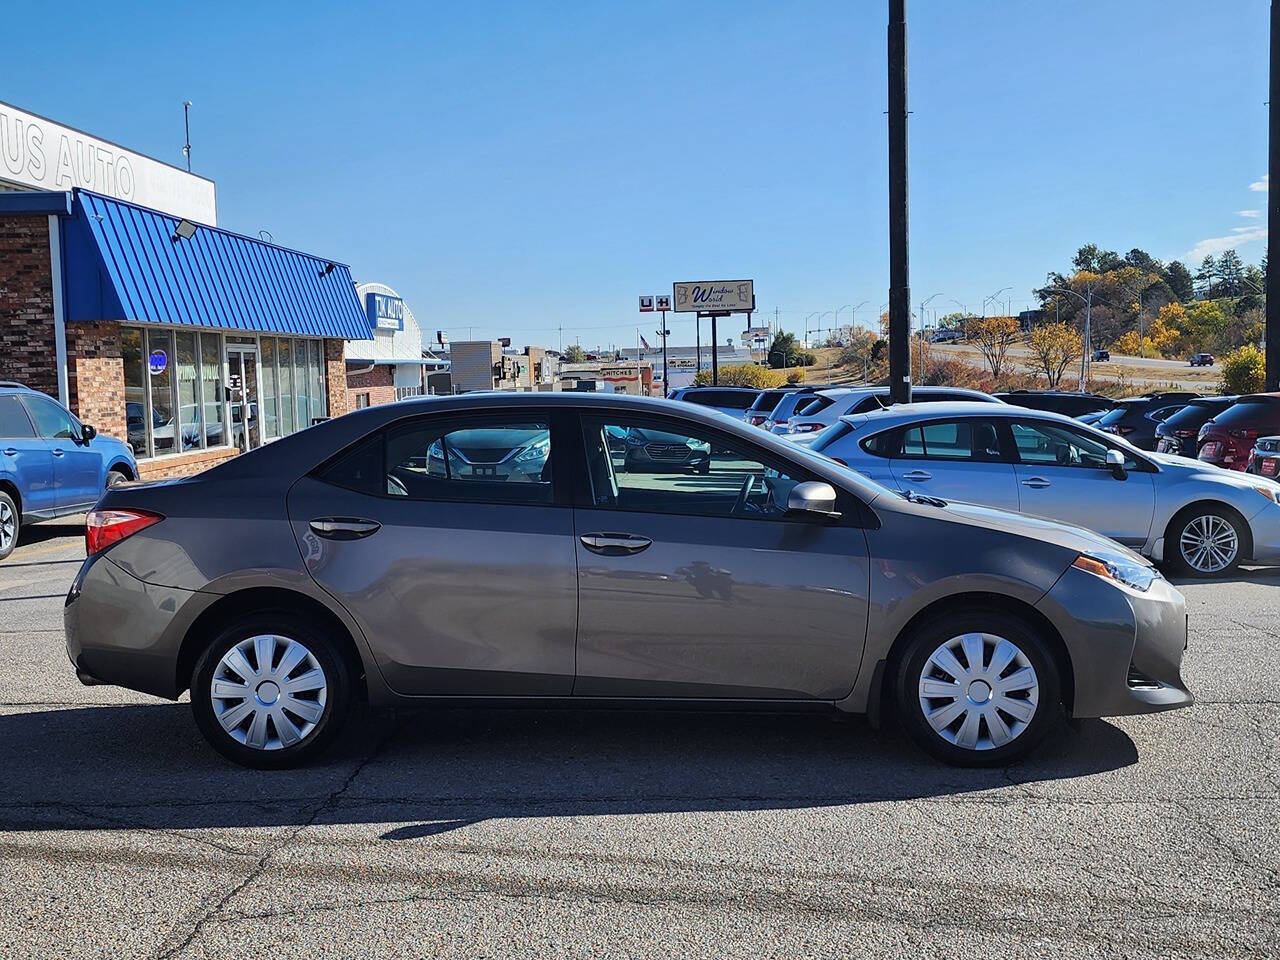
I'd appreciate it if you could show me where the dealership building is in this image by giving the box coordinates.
[344,282,447,407]
[0,100,372,478]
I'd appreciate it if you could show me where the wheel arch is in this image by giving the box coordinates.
[0,477,20,517]
[878,591,1075,718]
[106,458,136,481]
[175,587,368,702]
[1165,498,1253,562]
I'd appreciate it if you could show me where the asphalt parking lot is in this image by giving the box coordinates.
[0,524,1276,959]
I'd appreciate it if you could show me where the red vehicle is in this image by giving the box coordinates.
[1197,394,1280,471]
[1247,436,1280,478]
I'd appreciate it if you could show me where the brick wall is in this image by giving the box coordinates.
[66,323,126,443]
[0,215,58,397]
[324,339,349,417]
[345,363,396,407]
[138,447,238,480]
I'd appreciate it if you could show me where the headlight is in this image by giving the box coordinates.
[516,439,550,462]
[1252,485,1280,505]
[1072,551,1158,592]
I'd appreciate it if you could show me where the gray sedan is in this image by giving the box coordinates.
[809,401,1280,577]
[66,393,1191,769]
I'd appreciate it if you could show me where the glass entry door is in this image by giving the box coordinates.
[227,348,261,451]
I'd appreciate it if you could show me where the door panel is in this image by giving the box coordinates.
[1009,420,1156,544]
[289,476,578,695]
[573,509,870,698]
[0,396,56,517]
[887,418,1019,511]
[574,413,870,700]
[20,394,99,510]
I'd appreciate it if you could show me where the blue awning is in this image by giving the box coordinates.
[62,189,372,340]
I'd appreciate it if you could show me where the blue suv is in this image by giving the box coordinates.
[0,382,137,560]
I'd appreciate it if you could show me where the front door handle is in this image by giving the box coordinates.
[1021,477,1051,489]
[309,517,382,540]
[901,470,932,481]
[580,533,653,556]
[52,448,65,457]
[1,447,16,457]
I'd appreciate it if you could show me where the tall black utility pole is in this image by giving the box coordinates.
[887,0,912,403]
[1268,1,1280,390]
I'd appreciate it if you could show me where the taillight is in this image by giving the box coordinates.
[85,509,163,556]
[1229,428,1258,440]
[773,419,788,427]
[1117,425,1135,435]
[793,423,823,433]
[1175,430,1194,438]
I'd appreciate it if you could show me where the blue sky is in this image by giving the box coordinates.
[2,0,1270,348]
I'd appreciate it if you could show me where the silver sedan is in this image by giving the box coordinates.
[809,401,1280,577]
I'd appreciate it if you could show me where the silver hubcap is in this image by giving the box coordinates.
[0,501,14,551]
[211,634,327,751]
[918,632,1039,751]
[1179,515,1238,573]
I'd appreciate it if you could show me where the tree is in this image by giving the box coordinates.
[766,331,813,368]
[970,315,1020,379]
[1125,248,1163,275]
[1072,243,1123,274]
[1026,321,1082,387]
[1219,344,1266,394]
[1196,255,1219,297]
[1218,249,1245,298]
[561,344,587,364]
[1163,260,1194,301]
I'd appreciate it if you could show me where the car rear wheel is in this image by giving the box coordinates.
[106,469,129,488]
[1166,505,1246,578]
[894,609,1062,767]
[0,491,18,561]
[190,614,350,769]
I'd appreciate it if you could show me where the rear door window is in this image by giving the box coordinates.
[0,396,35,438]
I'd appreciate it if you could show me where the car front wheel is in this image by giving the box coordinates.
[191,614,350,768]
[1166,505,1246,577]
[895,609,1062,767]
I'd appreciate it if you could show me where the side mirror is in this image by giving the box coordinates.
[787,481,841,519]
[81,423,97,443]
[1106,448,1127,480]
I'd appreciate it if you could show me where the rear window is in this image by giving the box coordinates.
[1162,400,1229,430]
[1213,396,1280,427]
[1097,402,1140,426]
[748,389,790,413]
[0,395,34,438]
[809,420,853,452]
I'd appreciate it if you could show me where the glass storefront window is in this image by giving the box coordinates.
[309,340,326,422]
[200,333,224,449]
[146,329,178,456]
[260,337,279,440]
[122,328,147,457]
[279,338,296,435]
[296,340,309,430]
[176,332,200,451]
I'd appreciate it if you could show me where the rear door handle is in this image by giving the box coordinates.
[901,470,932,481]
[1021,477,1051,489]
[52,448,65,457]
[579,533,653,556]
[309,517,382,540]
[1,448,16,457]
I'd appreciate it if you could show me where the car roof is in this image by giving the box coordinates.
[674,385,760,394]
[838,399,1084,429]
[0,382,36,395]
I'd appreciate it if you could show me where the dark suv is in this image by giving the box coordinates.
[1095,392,1202,450]
[993,390,1116,418]
[1197,394,1280,471]
[1154,396,1238,456]
[742,386,803,427]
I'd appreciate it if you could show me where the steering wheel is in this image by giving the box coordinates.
[731,475,756,516]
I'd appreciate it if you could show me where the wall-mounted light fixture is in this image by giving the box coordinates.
[319,262,337,277]
[172,219,198,241]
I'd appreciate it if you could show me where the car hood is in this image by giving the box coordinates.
[914,496,1150,565]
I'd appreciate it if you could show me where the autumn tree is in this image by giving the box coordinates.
[561,344,587,363]
[970,315,1020,379]
[1026,321,1082,387]
[1219,345,1266,394]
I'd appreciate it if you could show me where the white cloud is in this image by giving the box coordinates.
[1238,209,1260,218]
[1249,175,1269,192]
[1183,226,1267,262]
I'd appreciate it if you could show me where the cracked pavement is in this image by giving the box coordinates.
[0,522,1276,958]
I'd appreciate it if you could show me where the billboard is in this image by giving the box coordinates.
[673,280,754,314]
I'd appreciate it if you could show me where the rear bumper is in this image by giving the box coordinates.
[64,553,216,700]
[1035,566,1192,718]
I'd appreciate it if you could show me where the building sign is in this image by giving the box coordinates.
[673,280,754,313]
[148,348,168,376]
[364,292,405,331]
[655,294,671,311]
[638,295,654,312]
[0,100,218,224]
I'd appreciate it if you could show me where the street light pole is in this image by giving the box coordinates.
[887,0,912,404]
[1269,0,1280,389]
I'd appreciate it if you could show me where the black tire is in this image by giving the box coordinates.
[105,469,129,488]
[894,608,1062,767]
[190,613,351,769]
[1163,504,1248,578]
[0,489,18,562]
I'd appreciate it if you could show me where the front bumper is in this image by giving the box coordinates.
[65,553,215,700]
[1035,565,1192,718]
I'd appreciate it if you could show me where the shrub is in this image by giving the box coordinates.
[1219,345,1266,394]
[692,364,787,388]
